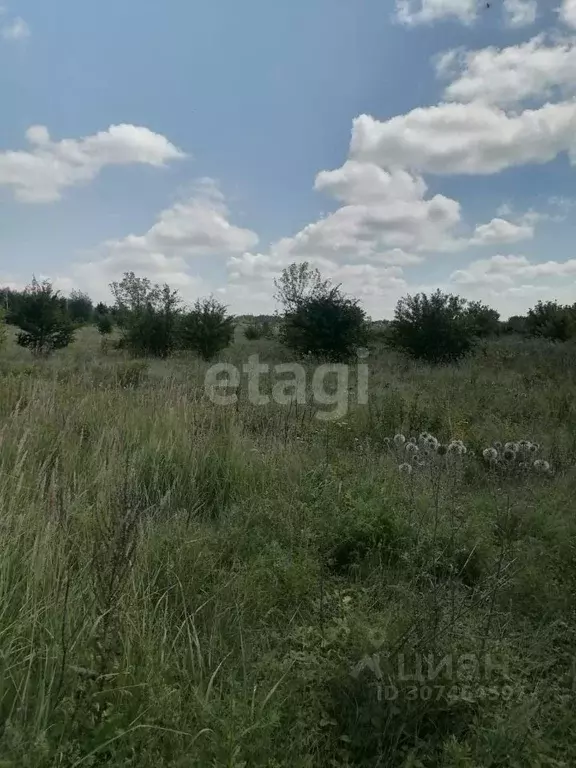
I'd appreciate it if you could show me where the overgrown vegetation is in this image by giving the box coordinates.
[178,296,235,360]
[1,269,576,766]
[12,277,75,355]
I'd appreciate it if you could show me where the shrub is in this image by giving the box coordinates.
[281,288,368,362]
[97,315,113,335]
[13,278,75,356]
[244,323,264,340]
[466,301,501,338]
[526,300,576,341]
[178,297,235,361]
[388,290,476,364]
[110,273,181,357]
[67,290,94,325]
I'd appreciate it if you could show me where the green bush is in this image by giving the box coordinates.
[13,278,75,356]
[96,315,113,335]
[280,288,368,362]
[526,300,576,341]
[388,290,477,364]
[178,297,235,360]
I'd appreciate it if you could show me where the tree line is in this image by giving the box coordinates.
[1,265,575,364]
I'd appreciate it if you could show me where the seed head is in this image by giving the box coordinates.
[405,443,419,455]
[533,459,550,473]
[494,441,503,450]
[398,463,413,475]
[483,447,498,461]
[504,442,518,452]
[503,448,515,461]
[394,433,406,447]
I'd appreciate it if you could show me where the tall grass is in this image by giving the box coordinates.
[0,328,575,766]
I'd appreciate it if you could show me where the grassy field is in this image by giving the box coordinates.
[0,326,575,766]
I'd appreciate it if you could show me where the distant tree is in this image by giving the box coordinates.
[13,278,75,356]
[388,290,475,364]
[95,302,109,316]
[503,315,528,335]
[110,274,181,357]
[466,301,501,338]
[178,297,235,361]
[280,286,368,362]
[244,319,274,340]
[67,290,94,325]
[526,300,576,341]
[274,262,331,313]
[97,315,113,335]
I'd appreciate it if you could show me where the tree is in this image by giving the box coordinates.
[67,290,94,325]
[178,297,235,361]
[526,300,576,341]
[97,315,113,335]
[13,278,75,356]
[274,262,331,313]
[388,290,476,364]
[466,301,500,338]
[109,273,181,357]
[280,287,368,362]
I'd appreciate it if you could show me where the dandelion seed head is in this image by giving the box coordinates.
[483,447,498,460]
[394,433,406,447]
[494,441,503,450]
[405,443,419,455]
[398,463,413,475]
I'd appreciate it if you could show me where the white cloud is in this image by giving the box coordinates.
[451,254,576,286]
[438,36,576,106]
[1,16,30,40]
[351,101,576,175]
[73,179,258,301]
[396,0,478,25]
[0,124,185,202]
[560,0,576,29]
[503,0,537,27]
[470,217,534,245]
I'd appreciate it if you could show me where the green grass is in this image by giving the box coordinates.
[0,327,575,766]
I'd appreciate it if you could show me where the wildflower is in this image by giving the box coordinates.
[394,433,406,447]
[483,447,498,461]
[503,448,515,461]
[408,436,417,445]
[419,432,430,443]
[425,435,439,450]
[504,442,518,452]
[398,463,413,475]
[405,443,419,455]
[529,444,538,453]
[518,440,530,450]
[447,441,460,454]
[494,441,503,450]
[533,459,550,473]
[383,437,391,448]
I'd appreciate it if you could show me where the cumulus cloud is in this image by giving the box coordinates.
[438,36,576,106]
[503,0,537,27]
[0,124,185,202]
[560,0,576,28]
[73,179,258,301]
[350,101,576,175]
[396,0,479,25]
[451,254,576,287]
[470,217,534,245]
[1,16,30,40]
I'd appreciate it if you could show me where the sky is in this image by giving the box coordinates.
[2,0,576,319]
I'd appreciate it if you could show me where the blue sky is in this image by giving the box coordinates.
[2,0,576,318]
